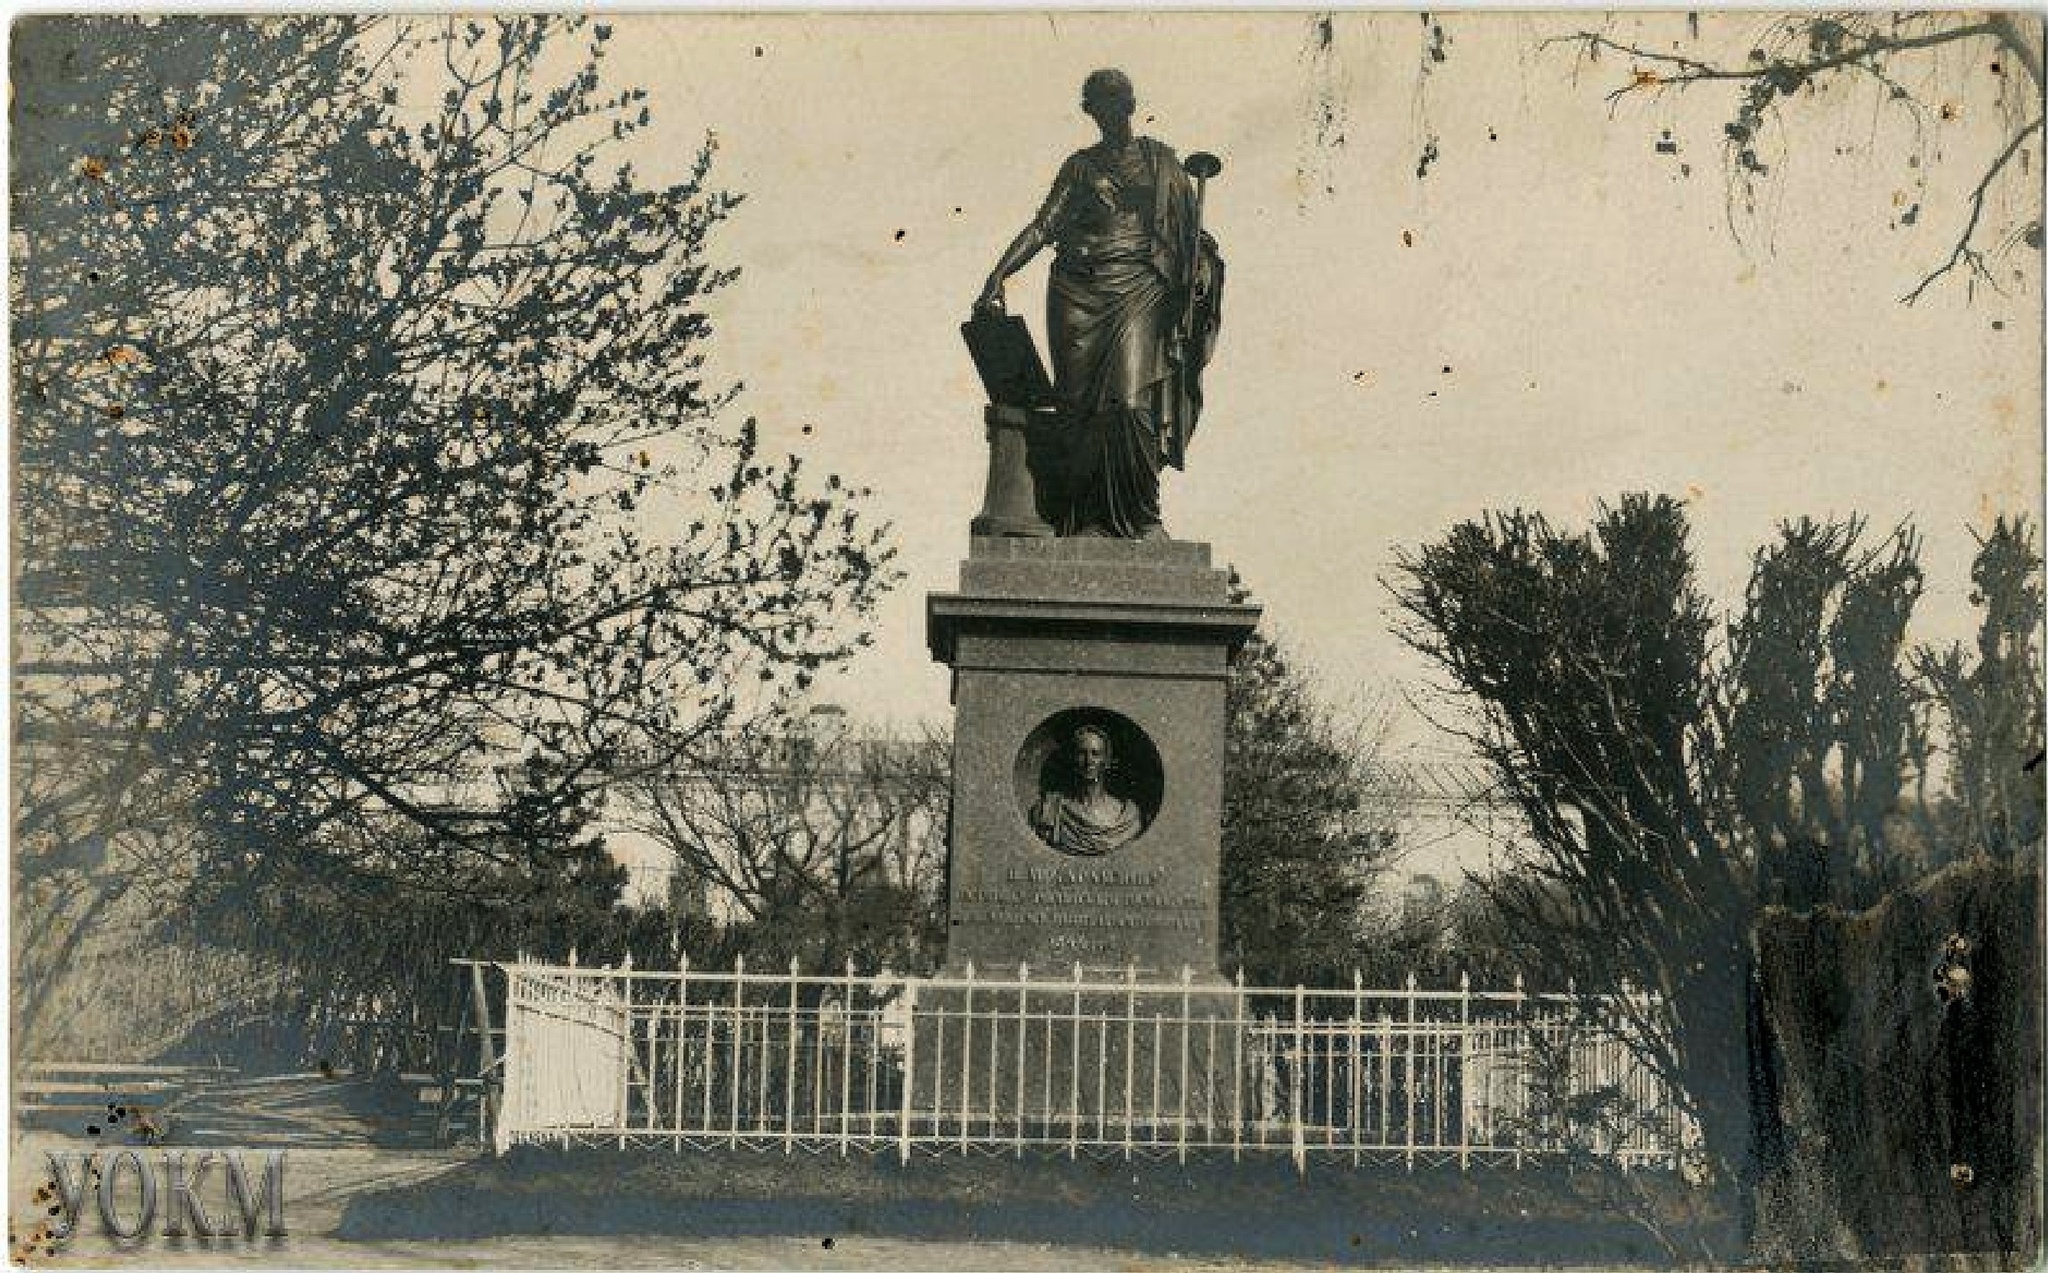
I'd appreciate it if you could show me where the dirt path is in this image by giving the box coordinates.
[9,1132,1314,1270]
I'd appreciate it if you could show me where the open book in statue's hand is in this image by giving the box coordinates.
[961,309,1056,411]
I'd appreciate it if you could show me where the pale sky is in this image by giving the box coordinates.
[570,12,2041,743]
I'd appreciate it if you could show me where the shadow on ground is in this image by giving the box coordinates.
[338,1146,1736,1265]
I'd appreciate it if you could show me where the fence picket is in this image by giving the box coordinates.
[1350,970,1363,1166]
[1122,963,1136,1162]
[1015,964,1029,1158]
[754,1000,770,1134]
[1378,1010,1391,1152]
[1177,967,1191,1165]
[1203,1012,1218,1144]
[1095,1000,1108,1144]
[1512,972,1524,1170]
[898,981,918,1164]
[1290,986,1306,1177]
[729,956,744,1148]
[864,988,881,1140]
[1458,971,1471,1171]
[930,981,946,1142]
[1149,1011,1163,1146]
[1068,963,1082,1160]
[987,976,1001,1145]
[1231,969,1244,1163]
[674,957,690,1150]
[616,964,631,1149]
[959,961,975,1152]
[783,959,800,1151]
[812,981,828,1137]
[839,957,855,1156]
[1040,973,1054,1141]
[1404,972,1417,1172]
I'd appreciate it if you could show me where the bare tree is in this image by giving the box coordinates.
[624,712,948,970]
[1550,12,2043,302]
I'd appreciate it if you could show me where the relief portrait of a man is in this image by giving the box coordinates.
[1029,723,1145,856]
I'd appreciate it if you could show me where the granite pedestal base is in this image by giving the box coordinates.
[926,536,1260,980]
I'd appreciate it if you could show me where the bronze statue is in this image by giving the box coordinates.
[1030,723,1144,856]
[975,69,1223,540]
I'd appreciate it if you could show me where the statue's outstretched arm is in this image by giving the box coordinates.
[978,159,1076,311]
[978,224,1046,311]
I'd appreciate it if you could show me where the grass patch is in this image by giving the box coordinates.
[338,1145,1735,1264]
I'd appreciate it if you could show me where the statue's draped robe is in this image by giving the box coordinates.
[1034,137,1223,538]
[1030,790,1143,857]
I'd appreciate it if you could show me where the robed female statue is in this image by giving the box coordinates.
[975,70,1223,540]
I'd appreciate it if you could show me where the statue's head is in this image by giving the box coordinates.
[1080,69,1136,125]
[1071,724,1113,784]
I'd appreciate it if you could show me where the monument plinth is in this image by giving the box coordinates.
[928,534,1260,979]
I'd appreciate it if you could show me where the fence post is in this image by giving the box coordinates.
[1069,962,1082,1161]
[1177,966,1192,1166]
[617,956,632,1149]
[812,971,829,1138]
[1378,1009,1391,1157]
[1096,990,1110,1145]
[672,955,691,1150]
[784,958,801,1154]
[864,976,883,1140]
[840,956,855,1158]
[1512,970,1524,1170]
[1231,968,1245,1163]
[1563,975,1577,1158]
[1290,984,1307,1177]
[1404,971,1417,1172]
[1041,970,1055,1136]
[1150,1010,1164,1148]
[511,963,530,1150]
[1015,963,1029,1159]
[1458,970,1471,1172]
[959,961,976,1155]
[1615,977,1631,1169]
[1203,1010,1218,1145]
[1122,961,1137,1162]
[469,963,499,1153]
[640,957,659,1135]
[898,978,918,1165]
[987,968,1002,1147]
[1351,969,1364,1167]
[729,954,746,1149]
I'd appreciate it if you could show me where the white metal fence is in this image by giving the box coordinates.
[480,957,1694,1172]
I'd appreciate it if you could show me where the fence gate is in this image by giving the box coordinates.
[496,963,630,1143]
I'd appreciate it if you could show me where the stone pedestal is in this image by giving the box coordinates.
[926,535,1261,980]
[969,404,1059,538]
